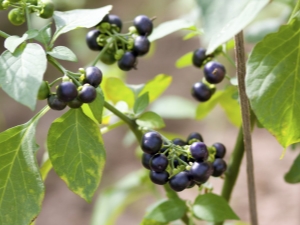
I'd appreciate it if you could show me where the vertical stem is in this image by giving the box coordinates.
[234,31,258,225]
[25,7,32,31]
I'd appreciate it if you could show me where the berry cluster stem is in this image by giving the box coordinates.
[234,31,258,225]
[91,38,115,66]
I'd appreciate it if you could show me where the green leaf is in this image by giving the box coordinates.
[196,0,270,53]
[246,15,300,148]
[139,74,172,103]
[82,87,105,124]
[175,52,193,68]
[0,106,49,225]
[149,19,195,42]
[0,43,47,110]
[183,30,202,40]
[47,46,77,62]
[47,109,106,202]
[193,193,239,222]
[195,92,223,120]
[136,111,165,129]
[52,6,112,43]
[142,199,187,224]
[134,92,149,114]
[4,30,39,53]
[35,23,52,46]
[284,153,300,183]
[91,170,150,225]
[103,77,135,108]
[151,95,196,119]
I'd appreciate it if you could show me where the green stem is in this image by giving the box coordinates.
[47,55,67,74]
[288,0,300,23]
[91,38,115,66]
[100,120,125,134]
[0,30,10,38]
[25,6,32,31]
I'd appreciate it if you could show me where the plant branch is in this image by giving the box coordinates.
[91,38,115,66]
[234,31,258,225]
[100,120,125,134]
[288,0,300,23]
[0,30,10,38]
[25,7,32,31]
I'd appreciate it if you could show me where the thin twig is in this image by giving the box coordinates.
[234,31,258,225]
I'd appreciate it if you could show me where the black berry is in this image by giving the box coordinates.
[189,142,208,162]
[192,48,206,67]
[187,132,203,143]
[150,154,168,172]
[172,138,186,146]
[133,36,150,56]
[134,15,153,36]
[78,84,97,103]
[84,66,103,88]
[47,95,67,110]
[150,171,169,185]
[102,14,122,31]
[86,29,102,51]
[212,159,227,177]
[169,171,190,192]
[67,98,83,109]
[190,162,213,183]
[56,82,78,102]
[204,61,226,84]
[118,52,136,71]
[191,82,212,102]
[213,143,226,158]
[141,153,153,170]
[141,131,163,154]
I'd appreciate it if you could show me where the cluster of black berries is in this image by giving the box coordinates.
[191,48,226,102]
[140,131,227,192]
[86,14,153,71]
[42,66,102,110]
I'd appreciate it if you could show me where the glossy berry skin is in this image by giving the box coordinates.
[190,162,213,183]
[187,132,203,143]
[172,138,186,146]
[134,15,153,36]
[189,142,208,162]
[118,52,136,71]
[102,14,122,31]
[192,48,206,67]
[150,171,169,185]
[141,132,163,154]
[47,95,67,110]
[150,154,168,172]
[133,36,150,56]
[212,159,227,177]
[86,29,102,51]
[56,82,78,102]
[100,51,116,65]
[84,66,103,87]
[142,153,153,170]
[78,84,97,103]
[67,98,83,109]
[191,82,212,102]
[213,143,226,158]
[169,171,190,192]
[204,61,226,84]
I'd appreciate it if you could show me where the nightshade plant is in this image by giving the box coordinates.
[0,0,300,225]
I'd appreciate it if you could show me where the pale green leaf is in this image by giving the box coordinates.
[136,111,165,129]
[52,5,112,43]
[134,92,149,115]
[193,193,239,222]
[47,46,77,62]
[47,109,106,201]
[0,106,49,225]
[284,153,300,183]
[139,74,172,103]
[196,0,270,53]
[4,30,39,53]
[175,52,193,68]
[0,43,47,110]
[246,15,300,148]
[195,91,223,120]
[35,23,52,46]
[149,19,195,42]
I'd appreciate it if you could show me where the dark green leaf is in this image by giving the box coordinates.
[0,106,49,225]
[285,153,300,183]
[246,15,300,148]
[82,87,105,124]
[4,30,39,53]
[47,109,106,202]
[149,19,195,42]
[196,0,269,53]
[35,23,52,46]
[0,43,47,110]
[142,199,187,224]
[134,92,149,114]
[52,6,112,43]
[193,193,239,222]
[136,111,165,129]
[175,52,193,68]
[47,46,77,62]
